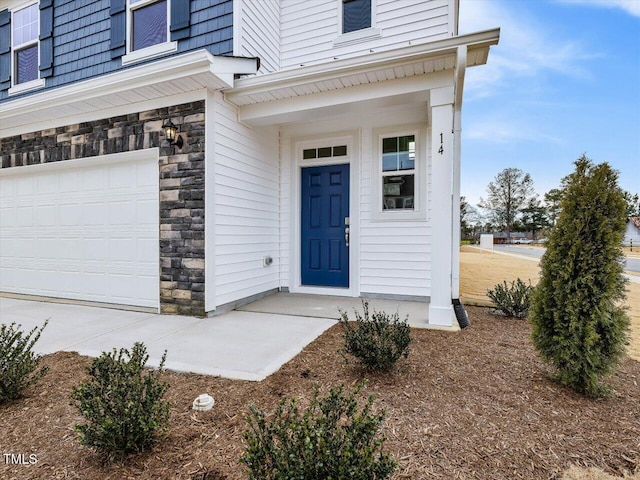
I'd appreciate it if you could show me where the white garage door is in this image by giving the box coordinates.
[0,150,159,309]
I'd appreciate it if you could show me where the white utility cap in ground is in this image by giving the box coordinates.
[192,394,214,411]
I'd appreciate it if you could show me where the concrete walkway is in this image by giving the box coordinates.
[238,292,435,327]
[0,297,335,381]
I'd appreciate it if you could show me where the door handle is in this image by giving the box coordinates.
[345,227,350,247]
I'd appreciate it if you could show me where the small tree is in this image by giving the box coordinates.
[519,198,550,240]
[479,167,536,241]
[530,155,630,397]
[622,190,640,217]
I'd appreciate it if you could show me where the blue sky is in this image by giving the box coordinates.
[459,0,640,207]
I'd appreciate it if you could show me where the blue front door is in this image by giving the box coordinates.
[301,164,350,287]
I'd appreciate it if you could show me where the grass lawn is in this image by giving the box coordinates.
[460,246,640,362]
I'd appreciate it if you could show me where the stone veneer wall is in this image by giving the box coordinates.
[0,101,206,316]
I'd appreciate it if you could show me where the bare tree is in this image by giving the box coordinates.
[479,168,536,241]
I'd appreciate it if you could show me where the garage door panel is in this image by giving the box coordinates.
[82,203,108,225]
[16,176,34,195]
[36,174,56,194]
[137,199,157,225]
[138,238,157,262]
[37,206,57,226]
[60,171,80,192]
[60,203,81,225]
[109,201,135,225]
[0,153,160,309]
[110,238,137,262]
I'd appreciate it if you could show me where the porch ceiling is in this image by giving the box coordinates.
[224,29,499,125]
[0,51,259,138]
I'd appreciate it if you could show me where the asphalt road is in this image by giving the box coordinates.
[493,245,640,274]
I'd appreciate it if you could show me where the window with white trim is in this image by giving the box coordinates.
[123,0,176,64]
[12,2,39,86]
[381,135,415,210]
[342,0,371,34]
[372,128,425,221]
[335,0,380,47]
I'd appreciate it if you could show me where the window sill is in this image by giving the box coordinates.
[334,27,381,47]
[370,209,426,222]
[8,78,45,96]
[121,41,178,66]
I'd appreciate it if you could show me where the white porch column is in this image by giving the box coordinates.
[428,86,456,327]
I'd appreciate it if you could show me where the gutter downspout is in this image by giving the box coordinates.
[452,44,469,328]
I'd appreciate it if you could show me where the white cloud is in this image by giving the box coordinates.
[459,0,596,100]
[558,0,640,17]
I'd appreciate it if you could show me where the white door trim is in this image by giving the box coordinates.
[289,131,360,297]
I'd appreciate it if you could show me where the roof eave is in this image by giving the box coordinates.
[226,28,500,103]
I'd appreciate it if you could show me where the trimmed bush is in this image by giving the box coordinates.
[339,301,411,371]
[241,383,396,480]
[71,342,170,458]
[487,278,533,318]
[530,156,630,397]
[0,320,49,403]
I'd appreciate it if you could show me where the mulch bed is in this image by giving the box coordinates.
[1,306,638,479]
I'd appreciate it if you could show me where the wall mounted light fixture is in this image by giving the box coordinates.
[163,118,184,149]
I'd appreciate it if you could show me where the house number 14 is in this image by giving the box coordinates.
[438,133,444,155]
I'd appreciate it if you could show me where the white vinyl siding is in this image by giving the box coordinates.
[0,152,159,308]
[280,0,452,69]
[212,92,280,307]
[359,130,430,298]
[236,0,280,73]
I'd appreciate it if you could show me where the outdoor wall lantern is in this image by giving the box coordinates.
[163,118,184,149]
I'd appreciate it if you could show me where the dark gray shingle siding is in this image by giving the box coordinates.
[0,0,234,102]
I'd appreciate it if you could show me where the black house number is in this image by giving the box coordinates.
[438,133,444,155]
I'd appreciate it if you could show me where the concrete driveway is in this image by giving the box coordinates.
[0,297,335,381]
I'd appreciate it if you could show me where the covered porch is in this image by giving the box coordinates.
[223,29,499,329]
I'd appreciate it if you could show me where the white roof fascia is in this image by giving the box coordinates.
[226,28,500,104]
[0,50,259,131]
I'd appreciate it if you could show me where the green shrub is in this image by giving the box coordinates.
[530,156,630,397]
[0,320,49,403]
[71,342,170,458]
[241,383,396,480]
[487,278,533,319]
[339,301,411,371]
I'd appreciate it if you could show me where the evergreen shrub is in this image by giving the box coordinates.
[487,278,533,318]
[72,342,170,457]
[241,383,396,479]
[530,156,630,397]
[339,301,411,371]
[0,320,48,403]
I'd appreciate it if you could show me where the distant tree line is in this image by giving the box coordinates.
[461,166,639,242]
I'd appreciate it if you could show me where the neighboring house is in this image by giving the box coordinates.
[625,217,640,247]
[0,0,499,328]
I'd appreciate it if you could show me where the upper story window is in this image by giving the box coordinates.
[342,0,371,34]
[335,0,380,47]
[122,0,177,65]
[12,3,39,85]
[1,0,51,97]
[130,0,167,51]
